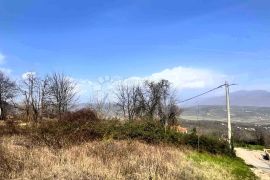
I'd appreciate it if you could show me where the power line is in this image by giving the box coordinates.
[179,84,225,103]
[179,83,237,104]
[179,83,237,103]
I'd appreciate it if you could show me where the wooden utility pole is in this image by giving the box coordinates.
[225,81,232,150]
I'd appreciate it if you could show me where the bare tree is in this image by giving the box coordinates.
[143,80,170,120]
[115,83,138,121]
[158,91,182,126]
[89,91,109,118]
[39,76,50,120]
[0,71,17,120]
[20,72,38,121]
[115,79,181,124]
[20,72,49,121]
[48,73,77,120]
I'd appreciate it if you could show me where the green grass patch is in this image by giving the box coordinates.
[236,144,265,151]
[189,152,257,180]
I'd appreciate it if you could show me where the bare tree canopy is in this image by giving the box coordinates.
[0,71,17,120]
[115,83,138,121]
[48,73,77,120]
[20,72,50,121]
[115,80,181,125]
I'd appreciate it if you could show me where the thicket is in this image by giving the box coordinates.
[0,109,233,156]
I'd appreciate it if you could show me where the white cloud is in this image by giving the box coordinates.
[0,52,12,74]
[76,66,228,102]
[123,66,228,90]
[76,80,95,97]
[0,53,5,64]
[76,76,120,101]
[22,71,37,79]
[0,68,12,74]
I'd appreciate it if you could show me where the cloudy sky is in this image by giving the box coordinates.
[0,0,270,102]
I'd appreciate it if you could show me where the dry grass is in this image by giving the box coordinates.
[0,135,248,180]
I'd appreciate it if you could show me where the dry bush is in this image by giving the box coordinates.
[29,108,100,148]
[63,108,99,123]
[0,120,21,136]
[0,136,242,180]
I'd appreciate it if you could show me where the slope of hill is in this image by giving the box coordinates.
[1,135,256,180]
[199,90,270,107]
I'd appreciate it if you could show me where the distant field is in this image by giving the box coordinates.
[180,119,270,148]
[181,105,270,124]
[180,105,270,147]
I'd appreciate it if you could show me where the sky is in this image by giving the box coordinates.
[0,0,270,102]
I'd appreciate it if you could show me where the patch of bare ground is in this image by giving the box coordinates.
[235,148,270,180]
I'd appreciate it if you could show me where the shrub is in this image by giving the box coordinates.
[63,108,99,123]
[30,120,104,148]
[2,113,232,156]
[100,120,233,155]
[0,120,22,136]
[198,135,233,155]
[114,120,166,143]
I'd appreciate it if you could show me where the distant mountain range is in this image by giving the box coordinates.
[198,90,270,107]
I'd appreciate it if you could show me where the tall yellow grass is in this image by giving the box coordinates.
[1,135,236,180]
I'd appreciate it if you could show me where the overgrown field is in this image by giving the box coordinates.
[0,136,256,180]
[0,111,257,180]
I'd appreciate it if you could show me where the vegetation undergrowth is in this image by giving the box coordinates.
[0,108,257,180]
[1,118,233,156]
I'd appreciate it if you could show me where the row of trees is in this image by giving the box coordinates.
[0,71,77,121]
[0,71,181,125]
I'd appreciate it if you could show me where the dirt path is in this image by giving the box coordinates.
[235,148,270,180]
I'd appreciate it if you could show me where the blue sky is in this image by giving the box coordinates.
[0,0,270,101]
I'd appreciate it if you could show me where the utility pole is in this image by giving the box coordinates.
[165,119,168,134]
[197,104,200,151]
[179,82,235,151]
[225,81,232,150]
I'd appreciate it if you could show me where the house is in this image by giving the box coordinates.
[171,125,188,134]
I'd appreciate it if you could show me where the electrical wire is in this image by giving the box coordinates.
[179,83,237,104]
[179,84,225,103]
